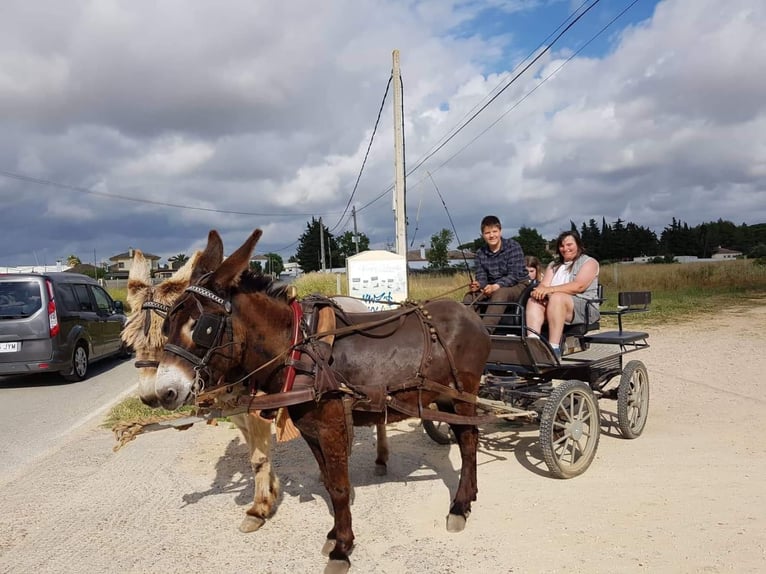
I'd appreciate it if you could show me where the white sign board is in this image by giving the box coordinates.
[346,250,408,311]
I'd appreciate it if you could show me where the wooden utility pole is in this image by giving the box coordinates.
[319,216,326,272]
[392,50,407,259]
[352,205,360,254]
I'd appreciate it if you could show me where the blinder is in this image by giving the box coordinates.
[193,313,226,349]
[161,281,235,395]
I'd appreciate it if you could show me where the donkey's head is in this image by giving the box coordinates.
[154,228,263,410]
[121,248,202,407]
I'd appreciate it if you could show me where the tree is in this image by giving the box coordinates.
[66,254,81,267]
[262,252,284,276]
[513,226,549,262]
[168,253,189,270]
[458,237,486,252]
[427,228,454,270]
[337,231,370,260]
[294,217,341,273]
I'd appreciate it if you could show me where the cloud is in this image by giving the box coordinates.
[0,0,764,267]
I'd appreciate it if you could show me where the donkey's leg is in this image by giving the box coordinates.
[374,422,388,476]
[231,413,280,533]
[301,402,355,574]
[445,374,481,533]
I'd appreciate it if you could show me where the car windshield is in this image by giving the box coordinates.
[0,280,43,319]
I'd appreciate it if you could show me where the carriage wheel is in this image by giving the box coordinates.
[539,380,600,479]
[617,360,649,439]
[422,403,455,445]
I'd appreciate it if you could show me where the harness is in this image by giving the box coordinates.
[162,286,495,426]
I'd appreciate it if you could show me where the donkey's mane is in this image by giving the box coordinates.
[234,270,291,302]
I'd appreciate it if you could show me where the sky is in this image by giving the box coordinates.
[1,0,764,267]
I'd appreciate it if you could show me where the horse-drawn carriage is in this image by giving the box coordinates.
[422,288,652,479]
[123,228,651,573]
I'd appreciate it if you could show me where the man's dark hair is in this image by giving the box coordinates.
[480,215,501,230]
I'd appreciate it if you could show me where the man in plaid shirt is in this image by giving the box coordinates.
[463,215,530,332]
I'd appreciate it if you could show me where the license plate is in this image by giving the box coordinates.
[0,342,19,353]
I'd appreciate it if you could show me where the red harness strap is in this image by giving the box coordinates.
[280,300,304,393]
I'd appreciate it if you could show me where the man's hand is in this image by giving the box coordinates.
[482,284,500,296]
[468,280,481,292]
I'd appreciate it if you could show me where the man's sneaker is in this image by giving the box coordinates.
[552,346,562,359]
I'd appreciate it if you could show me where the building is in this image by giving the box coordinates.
[108,248,161,279]
[407,245,475,270]
[712,247,742,260]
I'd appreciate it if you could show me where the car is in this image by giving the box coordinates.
[0,272,129,382]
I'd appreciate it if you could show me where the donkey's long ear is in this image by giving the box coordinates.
[171,250,202,284]
[213,229,263,287]
[127,250,151,286]
[192,230,225,282]
[126,250,152,312]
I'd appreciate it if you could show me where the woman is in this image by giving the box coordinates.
[526,230,600,356]
[524,255,544,284]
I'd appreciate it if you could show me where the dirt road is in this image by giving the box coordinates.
[1,306,764,573]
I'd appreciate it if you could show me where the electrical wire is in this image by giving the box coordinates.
[328,75,392,234]
[0,169,343,217]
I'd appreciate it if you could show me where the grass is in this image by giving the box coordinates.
[294,259,766,326]
[102,396,196,429]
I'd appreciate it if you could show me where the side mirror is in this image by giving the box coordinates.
[113,300,125,314]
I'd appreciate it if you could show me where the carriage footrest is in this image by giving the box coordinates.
[582,330,648,345]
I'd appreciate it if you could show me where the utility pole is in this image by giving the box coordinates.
[392,49,407,259]
[392,49,409,297]
[352,205,360,254]
[319,216,326,272]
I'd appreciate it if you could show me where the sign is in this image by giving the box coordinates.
[346,251,408,311]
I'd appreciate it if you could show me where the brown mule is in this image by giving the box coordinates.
[122,248,390,535]
[154,229,491,573]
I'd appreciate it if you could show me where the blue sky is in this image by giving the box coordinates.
[0,0,763,266]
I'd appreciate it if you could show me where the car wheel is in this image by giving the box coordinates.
[63,344,89,382]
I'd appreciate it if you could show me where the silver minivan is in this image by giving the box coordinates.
[0,272,128,381]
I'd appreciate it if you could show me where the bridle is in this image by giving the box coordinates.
[132,297,170,369]
[162,282,236,397]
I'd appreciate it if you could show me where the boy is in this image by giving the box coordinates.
[463,215,530,332]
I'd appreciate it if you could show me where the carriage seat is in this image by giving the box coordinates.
[481,281,538,336]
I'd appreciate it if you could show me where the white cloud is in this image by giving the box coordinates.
[0,0,764,265]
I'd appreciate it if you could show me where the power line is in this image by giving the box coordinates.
[0,169,345,217]
[352,0,606,219]
[409,0,644,190]
[404,0,603,181]
[328,75,392,234]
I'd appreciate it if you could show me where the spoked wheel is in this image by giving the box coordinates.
[539,380,600,479]
[422,403,454,445]
[617,360,649,439]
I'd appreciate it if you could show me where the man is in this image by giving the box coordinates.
[463,215,530,332]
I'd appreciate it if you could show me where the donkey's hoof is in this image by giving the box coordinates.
[321,538,336,556]
[324,559,350,574]
[446,513,467,532]
[239,515,266,533]
[374,463,387,476]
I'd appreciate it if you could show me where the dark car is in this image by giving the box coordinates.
[0,272,128,381]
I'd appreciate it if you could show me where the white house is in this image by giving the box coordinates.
[712,247,742,260]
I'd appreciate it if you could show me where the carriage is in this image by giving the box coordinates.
[132,229,653,573]
[422,287,652,479]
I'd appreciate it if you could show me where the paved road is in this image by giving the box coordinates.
[0,356,137,486]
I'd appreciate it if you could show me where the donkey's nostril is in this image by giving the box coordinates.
[163,388,177,404]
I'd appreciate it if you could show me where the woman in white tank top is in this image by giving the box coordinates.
[525,230,599,356]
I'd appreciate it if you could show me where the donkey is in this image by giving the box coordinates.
[121,250,279,533]
[121,248,390,535]
[153,229,491,574]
